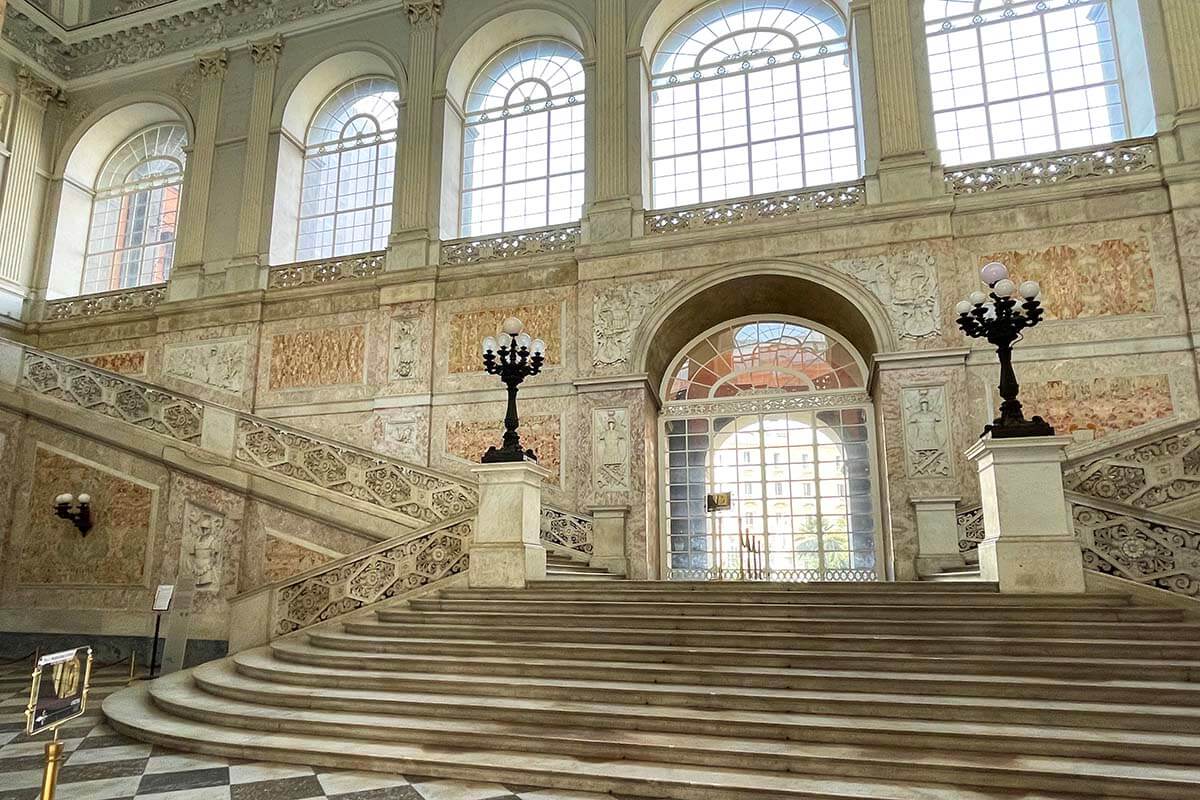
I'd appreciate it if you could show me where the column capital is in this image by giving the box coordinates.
[404,0,443,25]
[249,35,283,67]
[16,70,64,107]
[195,50,229,80]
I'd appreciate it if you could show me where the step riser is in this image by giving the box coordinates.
[526,580,1002,592]
[305,632,1200,682]
[341,622,1200,660]
[226,662,1197,734]
[378,611,1195,639]
[435,590,1129,607]
[154,688,1198,799]
[267,646,1200,706]
[406,600,1176,622]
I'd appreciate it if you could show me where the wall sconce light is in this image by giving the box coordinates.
[53,493,94,537]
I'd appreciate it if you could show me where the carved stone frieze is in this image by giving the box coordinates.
[449,303,561,374]
[1065,423,1200,512]
[43,283,166,321]
[274,517,472,635]
[78,351,147,376]
[827,250,940,340]
[944,141,1158,195]
[440,224,580,266]
[268,325,366,390]
[163,338,247,394]
[956,505,985,553]
[266,252,384,290]
[389,318,418,381]
[901,386,951,479]
[184,503,224,590]
[644,183,865,235]
[593,408,631,493]
[592,278,678,369]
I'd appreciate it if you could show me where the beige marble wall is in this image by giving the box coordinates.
[240,500,371,591]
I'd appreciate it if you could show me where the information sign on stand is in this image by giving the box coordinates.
[24,646,93,800]
[149,585,174,677]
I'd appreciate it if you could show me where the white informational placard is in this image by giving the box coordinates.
[153,585,175,612]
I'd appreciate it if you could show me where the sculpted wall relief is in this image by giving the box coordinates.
[901,386,952,479]
[183,503,224,590]
[593,408,631,493]
[389,318,419,381]
[163,338,247,394]
[448,303,561,374]
[592,279,679,370]
[268,325,366,390]
[78,350,147,376]
[263,530,341,583]
[826,249,941,340]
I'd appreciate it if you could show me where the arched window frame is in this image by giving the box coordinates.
[81,123,187,294]
[648,0,861,210]
[923,0,1138,165]
[295,76,400,262]
[459,38,587,237]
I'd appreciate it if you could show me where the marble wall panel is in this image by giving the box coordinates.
[78,350,148,376]
[1020,375,1174,438]
[445,414,563,486]
[256,309,389,407]
[240,501,373,593]
[263,531,341,583]
[156,322,261,409]
[448,302,562,374]
[269,325,366,390]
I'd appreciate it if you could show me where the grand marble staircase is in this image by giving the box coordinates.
[106,578,1200,799]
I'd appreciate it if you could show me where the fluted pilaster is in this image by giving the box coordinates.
[0,71,61,288]
[235,36,283,261]
[394,1,440,239]
[866,0,925,159]
[175,50,227,269]
[1162,0,1200,114]
[594,0,627,202]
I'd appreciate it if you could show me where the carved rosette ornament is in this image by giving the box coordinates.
[404,0,443,24]
[249,35,283,66]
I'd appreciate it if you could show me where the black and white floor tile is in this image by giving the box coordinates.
[0,665,612,800]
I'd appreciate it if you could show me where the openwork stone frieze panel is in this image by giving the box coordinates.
[956,505,985,553]
[1065,424,1200,512]
[43,283,167,321]
[441,224,580,265]
[235,418,477,525]
[1074,502,1200,598]
[267,252,384,290]
[273,517,472,635]
[662,391,872,418]
[22,352,203,444]
[644,183,865,235]
[540,506,593,555]
[944,141,1158,195]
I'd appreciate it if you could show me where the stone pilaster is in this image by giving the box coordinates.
[389,0,442,270]
[0,71,60,309]
[853,0,939,202]
[170,50,227,301]
[1160,0,1200,165]
[229,36,283,287]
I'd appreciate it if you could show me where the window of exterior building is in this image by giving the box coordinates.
[460,39,586,238]
[649,0,859,209]
[296,77,399,261]
[82,124,186,294]
[925,0,1129,165]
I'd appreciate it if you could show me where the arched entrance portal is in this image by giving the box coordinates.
[660,316,880,581]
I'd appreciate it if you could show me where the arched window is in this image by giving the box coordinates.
[924,0,1129,165]
[296,77,399,261]
[649,0,858,209]
[460,40,586,237]
[82,124,186,294]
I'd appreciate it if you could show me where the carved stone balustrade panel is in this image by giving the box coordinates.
[944,141,1158,195]
[956,505,985,553]
[643,183,865,235]
[540,506,593,555]
[1074,502,1200,598]
[43,283,167,321]
[441,225,580,266]
[1064,424,1200,513]
[267,252,385,290]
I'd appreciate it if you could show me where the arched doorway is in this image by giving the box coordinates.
[660,316,880,581]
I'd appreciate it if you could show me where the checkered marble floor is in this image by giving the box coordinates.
[0,665,617,800]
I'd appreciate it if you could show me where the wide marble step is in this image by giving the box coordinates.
[526,579,1002,592]
[104,682,1110,800]
[154,662,1200,798]
[434,587,1130,606]
[266,637,1200,706]
[406,597,1178,622]
[224,647,1200,734]
[305,629,1200,681]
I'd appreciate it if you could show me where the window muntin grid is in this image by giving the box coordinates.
[460,39,586,237]
[924,0,1129,165]
[296,77,400,261]
[82,124,187,294]
[661,318,875,581]
[649,0,860,209]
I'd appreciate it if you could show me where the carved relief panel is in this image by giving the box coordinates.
[268,325,366,390]
[827,250,940,340]
[182,502,224,590]
[592,279,678,369]
[79,351,147,376]
[1020,375,1174,438]
[389,318,419,381]
[900,386,952,479]
[446,415,563,485]
[164,338,247,393]
[448,303,561,374]
[593,408,631,493]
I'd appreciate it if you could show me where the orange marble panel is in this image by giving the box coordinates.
[263,534,337,583]
[269,325,366,390]
[1021,374,1173,437]
[981,239,1154,320]
[79,351,147,375]
[448,304,560,374]
[446,415,561,485]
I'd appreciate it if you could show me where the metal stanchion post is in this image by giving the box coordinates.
[39,730,63,800]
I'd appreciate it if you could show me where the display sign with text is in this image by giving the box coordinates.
[25,646,92,736]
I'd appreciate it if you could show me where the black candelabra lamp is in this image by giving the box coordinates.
[53,493,94,536]
[956,261,1055,440]
[481,317,546,463]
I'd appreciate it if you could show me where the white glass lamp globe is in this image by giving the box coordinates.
[501,317,524,336]
[516,333,532,350]
[980,261,1009,285]
[54,493,71,505]
[992,278,1015,297]
[531,338,546,355]
[968,291,987,305]
[954,300,973,315]
[77,493,91,504]
[1019,280,1041,299]
[482,336,498,354]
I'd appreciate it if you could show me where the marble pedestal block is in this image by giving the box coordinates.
[587,505,629,576]
[966,436,1085,594]
[911,497,966,577]
[468,461,551,589]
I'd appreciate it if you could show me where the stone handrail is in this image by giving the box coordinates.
[643,181,866,235]
[42,282,167,321]
[943,138,1159,196]
[1062,418,1200,514]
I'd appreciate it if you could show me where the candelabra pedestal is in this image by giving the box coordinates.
[966,436,1085,594]
[468,461,550,589]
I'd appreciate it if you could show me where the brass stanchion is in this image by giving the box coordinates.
[127,652,137,685]
[39,730,63,800]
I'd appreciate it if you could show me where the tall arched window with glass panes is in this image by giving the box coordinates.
[82,124,187,294]
[924,0,1130,164]
[460,40,586,237]
[649,0,860,209]
[296,77,400,261]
